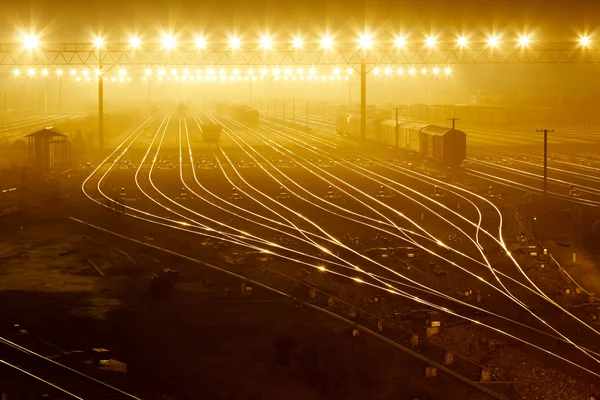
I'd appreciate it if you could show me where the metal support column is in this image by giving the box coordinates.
[249,80,253,105]
[536,128,554,196]
[348,76,352,104]
[360,59,367,143]
[98,50,104,149]
[58,76,62,115]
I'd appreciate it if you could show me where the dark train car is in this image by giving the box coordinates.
[229,104,260,124]
[419,126,467,167]
[239,108,260,124]
[337,113,466,167]
[378,120,426,150]
[202,122,222,143]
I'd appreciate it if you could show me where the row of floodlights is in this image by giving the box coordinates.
[12,65,453,78]
[19,32,596,51]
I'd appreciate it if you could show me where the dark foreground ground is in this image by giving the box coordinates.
[0,178,493,400]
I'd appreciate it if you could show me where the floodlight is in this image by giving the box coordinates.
[395,36,406,48]
[321,35,333,50]
[24,34,39,50]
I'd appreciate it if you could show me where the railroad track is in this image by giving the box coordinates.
[0,337,140,399]
[80,112,600,398]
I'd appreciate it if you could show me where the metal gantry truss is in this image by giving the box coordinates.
[5,42,598,150]
[1,43,600,66]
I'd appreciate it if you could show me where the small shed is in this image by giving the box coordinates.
[26,126,71,173]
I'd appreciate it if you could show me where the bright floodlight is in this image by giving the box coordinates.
[195,36,207,49]
[23,34,39,50]
[119,68,126,76]
[394,36,406,48]
[373,67,380,75]
[42,69,48,76]
[70,68,77,76]
[518,35,530,47]
[425,35,436,48]
[309,67,316,75]
[580,35,591,47]
[27,68,35,77]
[321,35,333,50]
[487,35,500,48]
[457,36,468,48]
[358,33,372,50]
[145,68,152,76]
[260,35,273,50]
[56,69,63,76]
[292,36,303,49]
[130,36,141,49]
[432,67,440,75]
[420,67,427,74]
[384,67,391,75]
[444,66,452,75]
[162,35,176,50]
[409,67,416,75]
[12,68,20,77]
[229,36,241,49]
[94,36,104,48]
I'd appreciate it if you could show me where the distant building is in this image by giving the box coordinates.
[25,126,71,173]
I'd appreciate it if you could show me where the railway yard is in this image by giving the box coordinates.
[1,106,600,399]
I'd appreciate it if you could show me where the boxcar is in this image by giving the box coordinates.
[335,113,467,167]
[202,122,222,143]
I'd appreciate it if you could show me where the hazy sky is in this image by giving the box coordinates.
[3,0,599,41]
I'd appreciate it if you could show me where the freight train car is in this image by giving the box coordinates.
[337,114,466,167]
[201,122,222,143]
[230,104,260,125]
[216,102,260,124]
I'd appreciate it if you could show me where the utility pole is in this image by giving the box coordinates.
[306,100,309,127]
[395,107,399,148]
[536,128,554,196]
[360,57,367,143]
[447,117,460,130]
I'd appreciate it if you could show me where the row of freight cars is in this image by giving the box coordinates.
[336,114,467,168]
[216,103,260,124]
